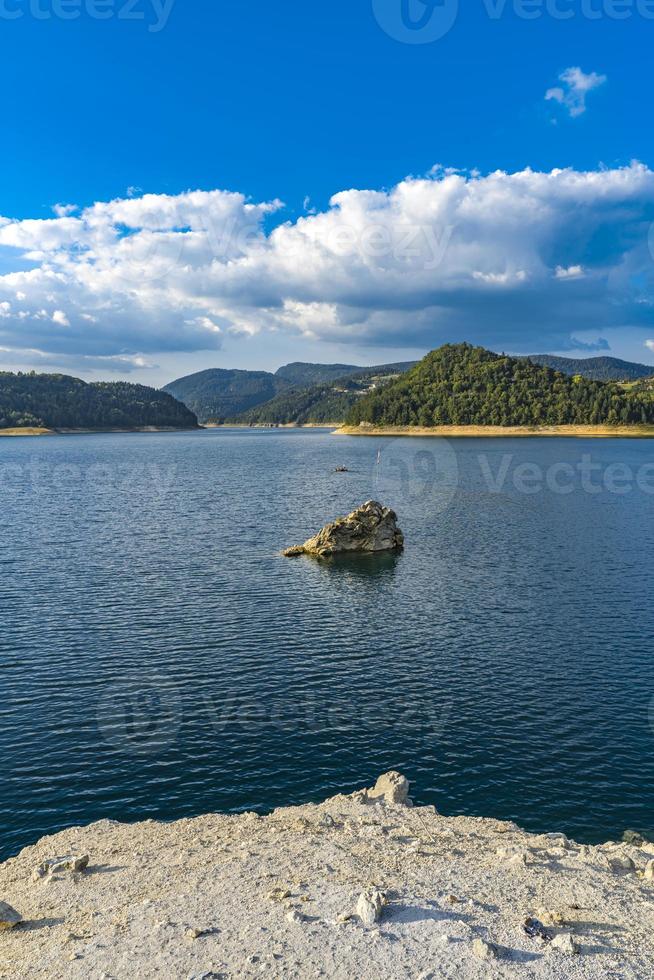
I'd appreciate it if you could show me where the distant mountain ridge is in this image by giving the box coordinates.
[164,360,417,422]
[163,368,291,422]
[0,373,198,430]
[239,365,415,425]
[525,354,654,382]
[274,362,362,385]
[274,360,417,386]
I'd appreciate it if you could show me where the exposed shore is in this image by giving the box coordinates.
[335,424,654,438]
[0,427,54,437]
[204,422,339,429]
[1,773,653,979]
[0,426,199,438]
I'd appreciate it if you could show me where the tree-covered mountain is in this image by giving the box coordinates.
[163,368,291,422]
[164,361,417,423]
[238,365,418,424]
[273,360,416,386]
[274,362,361,385]
[345,344,654,427]
[0,373,198,430]
[525,354,654,382]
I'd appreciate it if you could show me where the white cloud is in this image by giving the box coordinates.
[1,166,654,369]
[555,264,585,280]
[0,345,155,372]
[645,340,654,353]
[546,67,607,118]
[52,203,78,218]
[473,270,527,286]
[51,309,70,327]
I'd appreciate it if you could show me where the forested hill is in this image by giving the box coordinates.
[273,360,417,386]
[525,354,654,382]
[164,361,418,422]
[0,373,198,430]
[163,368,290,422]
[345,344,654,427]
[238,366,412,425]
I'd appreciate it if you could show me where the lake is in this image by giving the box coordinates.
[1,427,653,860]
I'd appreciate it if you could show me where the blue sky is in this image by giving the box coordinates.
[1,0,653,382]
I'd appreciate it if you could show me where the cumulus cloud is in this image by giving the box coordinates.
[555,264,585,280]
[0,345,155,373]
[52,203,78,218]
[645,340,654,353]
[546,67,607,118]
[1,166,654,369]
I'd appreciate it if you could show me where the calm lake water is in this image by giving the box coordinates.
[1,428,654,860]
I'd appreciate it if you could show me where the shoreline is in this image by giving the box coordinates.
[0,426,200,438]
[335,423,654,439]
[0,772,652,977]
[204,422,339,429]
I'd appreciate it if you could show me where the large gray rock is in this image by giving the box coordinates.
[283,501,404,558]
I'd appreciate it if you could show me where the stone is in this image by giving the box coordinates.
[285,910,303,924]
[608,853,636,873]
[366,771,411,806]
[267,887,292,902]
[622,830,645,847]
[283,501,404,558]
[523,916,552,942]
[35,854,89,878]
[472,938,497,960]
[508,853,527,868]
[643,859,654,881]
[543,833,571,849]
[356,890,387,926]
[0,901,22,930]
[535,908,564,926]
[550,932,579,955]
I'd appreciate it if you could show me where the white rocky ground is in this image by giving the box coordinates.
[1,772,653,979]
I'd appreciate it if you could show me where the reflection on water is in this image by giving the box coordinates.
[304,550,402,581]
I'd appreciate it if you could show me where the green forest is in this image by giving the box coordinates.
[238,368,408,425]
[0,372,198,430]
[345,344,654,427]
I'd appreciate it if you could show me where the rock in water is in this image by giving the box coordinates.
[283,501,404,558]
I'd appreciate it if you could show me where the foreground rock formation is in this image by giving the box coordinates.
[283,500,404,557]
[1,772,654,978]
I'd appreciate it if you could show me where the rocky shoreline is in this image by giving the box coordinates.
[335,424,654,438]
[1,773,653,978]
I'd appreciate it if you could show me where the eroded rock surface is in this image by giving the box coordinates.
[1,773,654,978]
[283,500,404,558]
